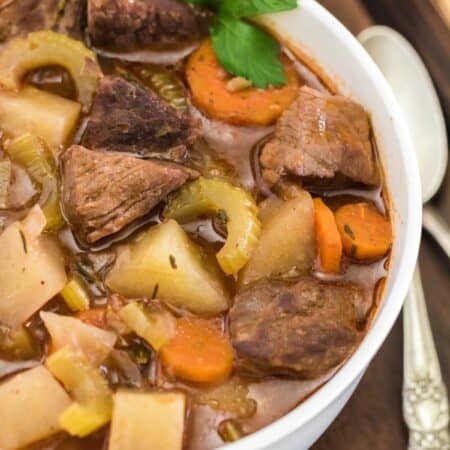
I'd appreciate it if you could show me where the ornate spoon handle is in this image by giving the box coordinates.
[403,264,450,450]
[422,204,450,260]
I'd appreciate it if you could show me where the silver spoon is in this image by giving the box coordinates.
[358,26,449,450]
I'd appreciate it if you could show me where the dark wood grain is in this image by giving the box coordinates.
[312,1,450,449]
[362,0,450,123]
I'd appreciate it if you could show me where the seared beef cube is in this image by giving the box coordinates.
[260,86,379,187]
[87,0,211,51]
[0,0,59,42]
[61,145,198,244]
[230,278,366,378]
[83,76,198,155]
[0,0,85,42]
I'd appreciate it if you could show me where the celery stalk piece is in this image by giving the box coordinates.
[46,348,113,437]
[0,30,102,112]
[60,277,90,312]
[125,65,189,113]
[164,177,261,276]
[0,85,81,149]
[46,347,112,403]
[59,398,113,438]
[118,302,176,351]
[0,159,11,208]
[6,133,64,230]
[0,325,38,359]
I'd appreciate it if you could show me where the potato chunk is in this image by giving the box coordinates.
[0,206,67,328]
[109,391,185,450]
[41,311,117,366]
[240,190,315,285]
[0,86,81,150]
[0,365,72,450]
[106,220,229,315]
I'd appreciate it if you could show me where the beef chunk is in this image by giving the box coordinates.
[230,278,366,378]
[0,0,59,42]
[87,0,211,51]
[0,0,86,42]
[83,76,198,156]
[260,86,379,187]
[61,145,198,244]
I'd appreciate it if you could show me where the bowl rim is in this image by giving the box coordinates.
[223,1,422,449]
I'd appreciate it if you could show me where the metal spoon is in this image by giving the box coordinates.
[358,26,449,450]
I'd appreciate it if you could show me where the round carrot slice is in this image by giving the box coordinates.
[186,39,299,126]
[160,317,234,383]
[335,202,392,261]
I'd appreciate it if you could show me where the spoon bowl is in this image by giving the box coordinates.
[358,26,448,202]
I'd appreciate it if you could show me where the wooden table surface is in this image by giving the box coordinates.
[311,1,450,449]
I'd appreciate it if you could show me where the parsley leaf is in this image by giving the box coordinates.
[211,16,286,88]
[220,0,297,18]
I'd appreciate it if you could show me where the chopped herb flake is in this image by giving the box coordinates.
[344,224,355,240]
[217,208,229,225]
[19,230,27,253]
[169,255,178,269]
[151,283,159,300]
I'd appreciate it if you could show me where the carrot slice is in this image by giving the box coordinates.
[335,202,392,261]
[160,317,234,383]
[313,198,342,273]
[76,308,107,329]
[186,40,299,126]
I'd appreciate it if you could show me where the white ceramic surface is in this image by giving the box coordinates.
[358,26,448,203]
[222,1,423,449]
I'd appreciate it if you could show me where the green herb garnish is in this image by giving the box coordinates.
[19,230,27,254]
[185,0,298,88]
[343,224,355,240]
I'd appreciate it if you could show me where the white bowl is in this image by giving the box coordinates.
[224,1,423,449]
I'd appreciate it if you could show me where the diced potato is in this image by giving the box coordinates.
[41,311,117,366]
[240,190,315,285]
[0,206,67,328]
[109,391,186,450]
[0,86,81,150]
[106,220,229,315]
[0,365,72,450]
[118,302,177,351]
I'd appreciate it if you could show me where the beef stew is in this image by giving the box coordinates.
[0,1,393,449]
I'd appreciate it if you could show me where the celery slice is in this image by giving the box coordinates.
[46,347,111,403]
[128,65,188,113]
[0,160,11,209]
[60,277,90,312]
[118,303,176,351]
[164,177,261,276]
[0,30,101,112]
[46,348,113,437]
[6,134,64,230]
[0,325,38,359]
[59,398,112,437]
